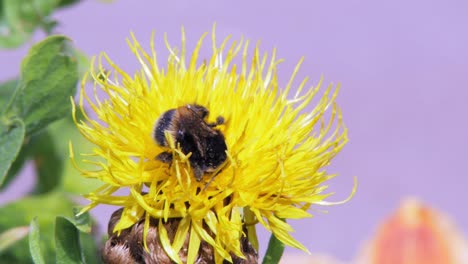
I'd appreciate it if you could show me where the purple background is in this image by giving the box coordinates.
[1,0,468,261]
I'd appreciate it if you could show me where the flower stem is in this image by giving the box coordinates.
[244,207,259,251]
[262,233,285,264]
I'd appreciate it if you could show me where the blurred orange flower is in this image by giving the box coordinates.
[357,198,468,264]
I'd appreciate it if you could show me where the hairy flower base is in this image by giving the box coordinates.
[103,208,258,264]
[71,27,355,263]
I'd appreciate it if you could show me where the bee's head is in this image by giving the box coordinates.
[186,104,209,119]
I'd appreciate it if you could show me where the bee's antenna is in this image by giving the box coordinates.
[208,116,225,127]
[216,116,225,125]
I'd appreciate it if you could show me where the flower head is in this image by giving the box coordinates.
[71,27,354,263]
[358,198,468,264]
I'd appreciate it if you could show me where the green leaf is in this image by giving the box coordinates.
[40,18,59,35]
[48,114,101,194]
[0,111,99,193]
[262,233,285,264]
[55,212,101,264]
[55,217,85,264]
[69,208,91,233]
[57,0,81,8]
[1,113,100,193]
[29,218,45,264]
[0,0,61,48]
[74,49,90,79]
[0,143,29,190]
[80,232,100,264]
[64,210,100,264]
[0,129,63,192]
[0,119,25,186]
[30,131,63,194]
[0,192,75,263]
[0,79,25,188]
[0,79,19,112]
[0,126,29,191]
[7,35,78,135]
[0,225,29,253]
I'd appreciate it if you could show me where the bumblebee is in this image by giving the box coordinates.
[154,104,227,181]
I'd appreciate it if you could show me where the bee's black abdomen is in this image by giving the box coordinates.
[154,109,176,146]
[205,132,227,168]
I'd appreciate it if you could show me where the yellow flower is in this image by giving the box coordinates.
[70,27,355,263]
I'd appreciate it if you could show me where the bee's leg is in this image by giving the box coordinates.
[193,165,203,181]
[156,152,173,163]
[156,152,174,171]
[208,116,225,127]
[203,174,218,191]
